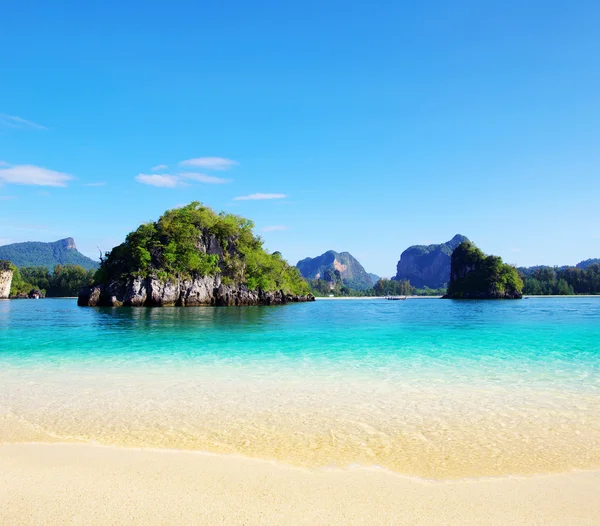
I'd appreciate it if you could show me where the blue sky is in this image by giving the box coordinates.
[1,0,599,276]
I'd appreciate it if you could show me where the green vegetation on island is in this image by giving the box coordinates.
[93,202,310,297]
[372,278,413,296]
[446,241,523,299]
[306,273,446,297]
[519,265,600,295]
[8,264,95,298]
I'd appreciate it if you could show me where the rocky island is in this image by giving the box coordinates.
[445,241,523,299]
[78,203,314,307]
[0,260,13,299]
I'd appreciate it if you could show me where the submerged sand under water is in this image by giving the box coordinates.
[2,362,600,479]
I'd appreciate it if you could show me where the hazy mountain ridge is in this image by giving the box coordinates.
[0,238,99,270]
[296,251,375,291]
[394,234,469,289]
[368,272,380,285]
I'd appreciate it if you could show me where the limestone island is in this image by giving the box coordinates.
[0,260,13,299]
[444,241,523,299]
[78,203,314,307]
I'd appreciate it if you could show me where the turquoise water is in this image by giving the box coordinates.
[1,297,600,478]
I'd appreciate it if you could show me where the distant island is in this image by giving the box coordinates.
[78,202,313,307]
[394,234,469,289]
[296,250,377,294]
[445,241,523,299]
[0,238,98,271]
[3,228,599,300]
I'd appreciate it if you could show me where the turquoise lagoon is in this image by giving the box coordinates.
[1,297,600,479]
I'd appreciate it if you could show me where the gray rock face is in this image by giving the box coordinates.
[78,275,314,307]
[0,268,13,299]
[394,234,469,289]
[180,275,219,306]
[296,250,374,291]
[147,278,180,306]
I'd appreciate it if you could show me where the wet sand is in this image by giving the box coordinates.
[1,443,599,525]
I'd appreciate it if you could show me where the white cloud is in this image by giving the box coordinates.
[262,225,290,232]
[0,114,46,130]
[83,182,106,187]
[180,172,229,184]
[0,164,73,187]
[151,164,168,172]
[135,174,182,188]
[180,157,238,170]
[234,193,287,201]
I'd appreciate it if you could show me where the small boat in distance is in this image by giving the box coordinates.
[385,296,407,300]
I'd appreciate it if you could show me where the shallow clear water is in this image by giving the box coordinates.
[1,297,600,478]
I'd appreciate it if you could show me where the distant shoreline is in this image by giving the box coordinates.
[316,295,600,300]
[316,296,441,300]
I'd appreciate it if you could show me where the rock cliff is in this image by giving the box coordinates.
[78,275,314,307]
[394,234,469,289]
[0,261,13,299]
[296,251,374,291]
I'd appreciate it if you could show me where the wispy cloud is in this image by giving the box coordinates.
[0,161,9,166]
[511,248,521,252]
[262,225,290,232]
[136,170,231,187]
[0,195,16,201]
[0,238,11,246]
[151,164,168,172]
[180,157,238,171]
[180,172,229,184]
[135,174,182,188]
[0,114,46,130]
[83,182,106,187]
[0,164,73,187]
[234,193,287,201]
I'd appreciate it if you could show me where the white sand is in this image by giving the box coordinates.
[1,443,599,525]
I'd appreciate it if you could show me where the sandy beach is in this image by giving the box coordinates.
[3,299,600,524]
[1,443,599,525]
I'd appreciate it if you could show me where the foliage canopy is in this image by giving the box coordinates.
[447,241,523,299]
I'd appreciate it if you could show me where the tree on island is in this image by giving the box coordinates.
[520,264,600,295]
[445,241,523,299]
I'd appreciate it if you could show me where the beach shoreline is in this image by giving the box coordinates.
[1,442,599,525]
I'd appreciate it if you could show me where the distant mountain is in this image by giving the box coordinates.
[394,234,469,289]
[577,258,600,270]
[0,238,99,270]
[519,258,599,275]
[296,251,374,291]
[368,272,380,285]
